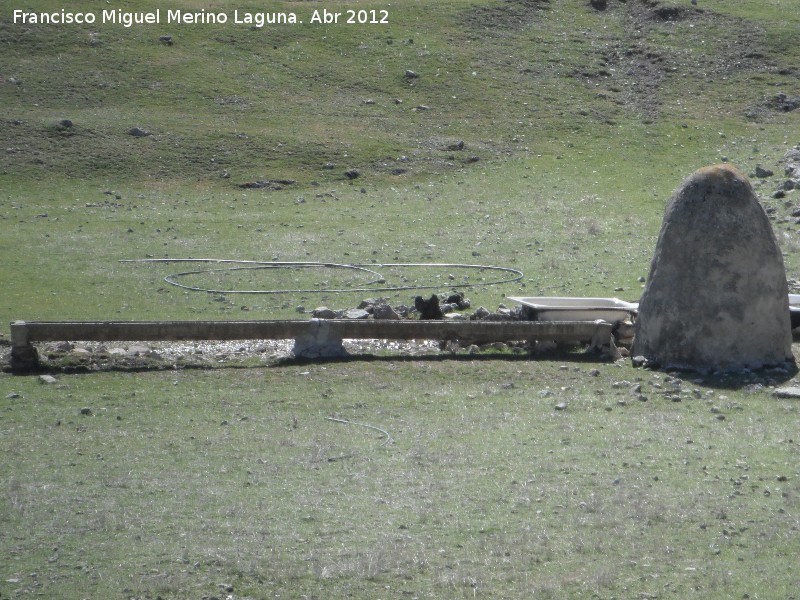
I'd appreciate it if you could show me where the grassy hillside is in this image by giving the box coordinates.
[1,0,797,184]
[2,0,799,326]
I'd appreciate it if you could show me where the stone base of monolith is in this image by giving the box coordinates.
[633,164,794,372]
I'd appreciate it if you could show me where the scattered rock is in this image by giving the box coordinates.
[80,407,92,415]
[373,304,401,320]
[769,93,800,113]
[483,341,509,352]
[46,341,73,353]
[404,70,419,79]
[554,402,568,411]
[238,179,295,190]
[344,308,370,320]
[444,292,471,310]
[39,375,58,384]
[344,169,360,180]
[754,166,774,178]
[773,386,800,399]
[127,345,159,358]
[589,0,608,10]
[444,312,467,321]
[357,298,386,311]
[129,127,151,137]
[58,119,73,129]
[472,306,491,320]
[159,35,174,46]
[393,304,411,318]
[312,307,339,319]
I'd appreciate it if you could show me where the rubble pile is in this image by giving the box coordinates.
[310,291,524,323]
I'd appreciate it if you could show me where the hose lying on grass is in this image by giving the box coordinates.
[120,258,524,294]
[324,416,394,462]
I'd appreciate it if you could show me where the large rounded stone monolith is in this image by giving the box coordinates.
[633,164,794,371]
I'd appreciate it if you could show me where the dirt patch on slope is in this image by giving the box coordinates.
[633,0,700,24]
[461,0,550,31]
[580,0,786,122]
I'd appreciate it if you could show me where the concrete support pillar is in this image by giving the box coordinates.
[291,319,348,359]
[10,321,39,372]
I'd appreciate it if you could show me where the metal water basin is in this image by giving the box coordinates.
[508,297,639,323]
[790,295,800,330]
[512,295,800,327]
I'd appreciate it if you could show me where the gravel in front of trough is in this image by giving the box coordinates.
[1,337,448,372]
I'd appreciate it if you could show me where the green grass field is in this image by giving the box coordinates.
[3,361,800,598]
[2,0,800,597]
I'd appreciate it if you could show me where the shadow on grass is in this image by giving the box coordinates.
[654,364,799,391]
[272,347,610,367]
[4,347,797,390]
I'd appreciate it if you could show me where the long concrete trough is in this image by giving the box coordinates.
[9,318,616,371]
